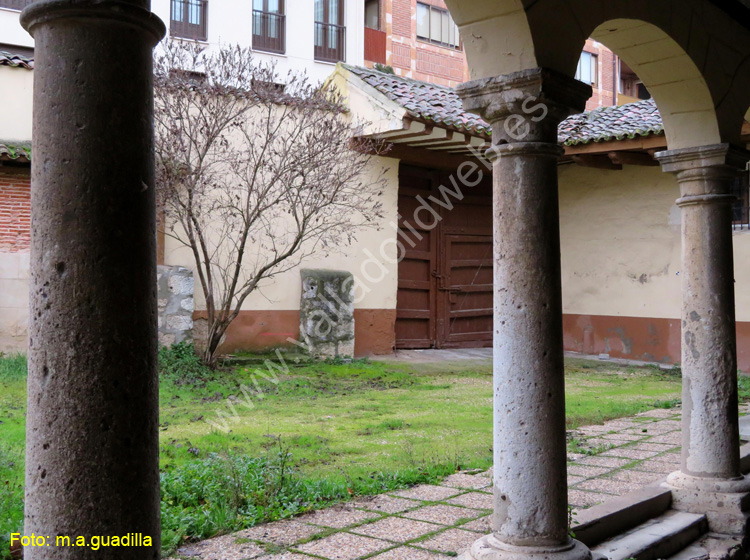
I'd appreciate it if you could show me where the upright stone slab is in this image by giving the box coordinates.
[157,265,195,347]
[21,1,165,558]
[300,269,355,358]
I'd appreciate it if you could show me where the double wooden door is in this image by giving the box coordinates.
[395,164,493,349]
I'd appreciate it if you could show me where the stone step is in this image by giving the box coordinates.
[666,543,709,560]
[591,510,707,560]
[574,485,672,547]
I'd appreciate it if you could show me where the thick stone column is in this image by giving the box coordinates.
[20,2,164,559]
[457,68,592,560]
[657,145,750,534]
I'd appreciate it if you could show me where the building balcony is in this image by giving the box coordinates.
[314,21,346,63]
[364,26,386,65]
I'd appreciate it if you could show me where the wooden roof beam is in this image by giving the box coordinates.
[571,154,623,170]
[608,151,659,166]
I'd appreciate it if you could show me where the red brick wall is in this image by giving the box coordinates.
[392,0,411,38]
[385,0,470,87]
[0,172,31,252]
[415,48,464,82]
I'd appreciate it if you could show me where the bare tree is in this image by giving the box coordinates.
[154,41,386,367]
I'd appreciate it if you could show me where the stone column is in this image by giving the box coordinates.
[20,2,164,559]
[457,68,592,560]
[657,145,750,533]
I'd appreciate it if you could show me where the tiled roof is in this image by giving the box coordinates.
[559,98,663,146]
[0,143,31,163]
[0,51,33,70]
[345,65,491,138]
[345,65,664,146]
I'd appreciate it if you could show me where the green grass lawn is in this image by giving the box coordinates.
[0,348,684,557]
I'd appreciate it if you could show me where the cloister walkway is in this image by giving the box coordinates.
[170,407,710,560]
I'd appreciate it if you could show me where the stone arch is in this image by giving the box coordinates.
[444,1,742,149]
[590,19,720,149]
[719,53,750,143]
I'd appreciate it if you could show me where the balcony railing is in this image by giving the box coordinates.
[0,0,33,10]
[171,0,208,41]
[364,26,386,64]
[314,21,346,63]
[253,10,286,54]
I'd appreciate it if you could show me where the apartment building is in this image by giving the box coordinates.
[571,38,653,111]
[0,0,365,83]
[363,0,470,87]
[359,0,652,109]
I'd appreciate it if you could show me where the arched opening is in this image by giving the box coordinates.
[445,0,723,151]
[589,19,720,150]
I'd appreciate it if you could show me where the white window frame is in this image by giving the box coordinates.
[416,2,461,50]
[575,51,598,86]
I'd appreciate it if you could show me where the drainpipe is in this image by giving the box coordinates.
[613,54,618,106]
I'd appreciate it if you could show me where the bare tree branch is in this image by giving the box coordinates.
[154,40,387,367]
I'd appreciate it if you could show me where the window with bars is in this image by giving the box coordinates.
[171,0,208,41]
[253,0,285,54]
[416,3,460,50]
[732,172,750,231]
[0,0,33,10]
[314,0,345,63]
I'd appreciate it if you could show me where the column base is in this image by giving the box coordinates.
[664,472,750,535]
[458,535,592,560]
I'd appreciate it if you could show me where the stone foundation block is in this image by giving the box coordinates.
[299,269,355,358]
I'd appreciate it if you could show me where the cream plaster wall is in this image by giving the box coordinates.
[0,251,29,351]
[0,65,32,141]
[163,156,400,312]
[559,163,750,322]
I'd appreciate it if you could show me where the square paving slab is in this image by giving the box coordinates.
[392,484,462,502]
[300,505,380,529]
[236,519,322,546]
[446,491,493,510]
[351,516,440,542]
[404,504,483,526]
[296,533,391,560]
[354,495,420,514]
[413,528,479,555]
[369,546,451,559]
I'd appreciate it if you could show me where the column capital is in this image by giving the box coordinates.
[656,144,750,175]
[656,144,750,202]
[457,67,592,144]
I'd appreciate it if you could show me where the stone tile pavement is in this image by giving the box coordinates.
[171,408,685,560]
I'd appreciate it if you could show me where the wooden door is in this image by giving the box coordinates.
[437,234,494,347]
[396,164,494,349]
[395,167,439,348]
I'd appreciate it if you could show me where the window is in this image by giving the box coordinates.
[0,0,32,10]
[575,51,598,86]
[171,0,208,41]
[314,0,346,63]
[253,0,285,54]
[365,0,380,30]
[732,172,750,231]
[416,3,460,49]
